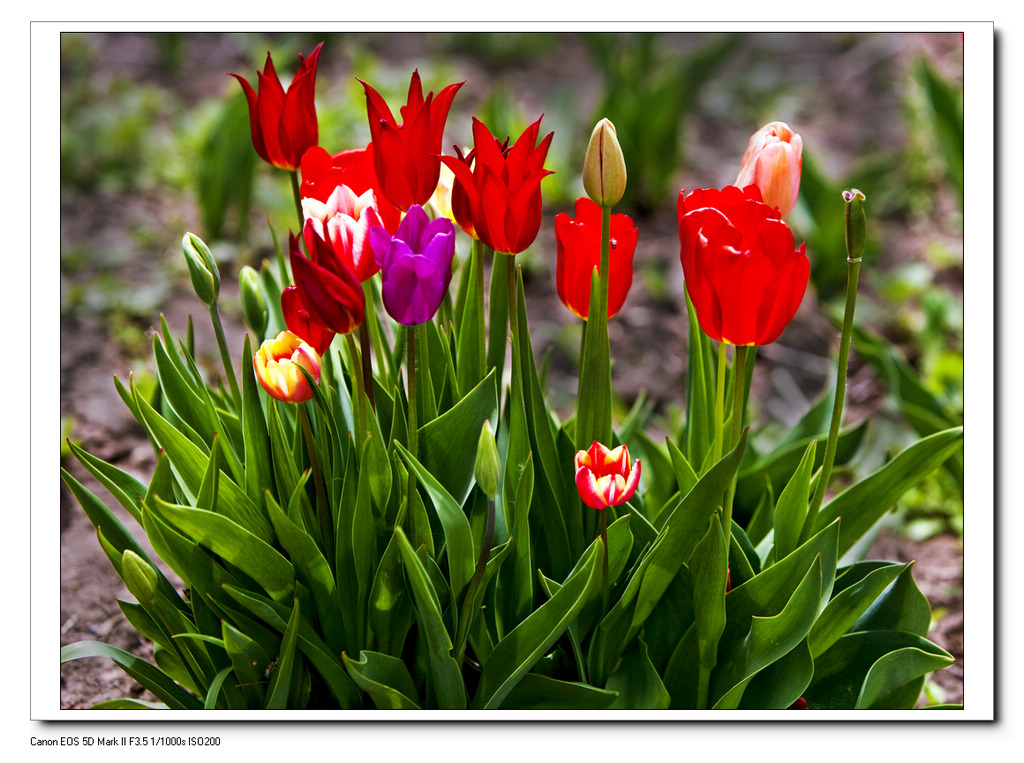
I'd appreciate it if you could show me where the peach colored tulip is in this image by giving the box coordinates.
[735,121,802,219]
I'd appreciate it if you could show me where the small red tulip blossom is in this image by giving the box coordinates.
[555,197,638,320]
[359,70,464,211]
[678,184,809,346]
[299,145,402,234]
[230,43,322,172]
[574,441,641,510]
[735,121,803,219]
[253,331,321,403]
[289,229,366,336]
[281,285,335,357]
[440,116,554,255]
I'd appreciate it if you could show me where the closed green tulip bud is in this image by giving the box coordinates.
[239,265,269,339]
[843,189,867,262]
[122,549,159,603]
[474,420,500,499]
[583,118,627,208]
[182,232,221,306]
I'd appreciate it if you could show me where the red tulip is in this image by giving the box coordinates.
[299,145,402,233]
[440,116,553,255]
[253,331,320,403]
[574,441,641,510]
[289,229,366,336]
[735,121,803,219]
[230,43,322,172]
[555,197,638,320]
[359,70,464,211]
[678,184,809,346]
[281,285,335,357]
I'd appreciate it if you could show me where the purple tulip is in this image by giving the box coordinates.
[369,205,456,326]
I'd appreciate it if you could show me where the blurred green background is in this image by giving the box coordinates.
[60,30,964,545]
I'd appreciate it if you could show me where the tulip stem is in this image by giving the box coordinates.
[714,341,727,464]
[363,281,390,385]
[289,170,304,231]
[299,403,331,552]
[506,254,519,358]
[358,323,376,411]
[722,345,750,537]
[599,508,609,616]
[344,333,370,446]
[209,302,241,409]
[455,495,495,667]
[407,323,420,500]
[802,252,862,545]
[474,238,487,381]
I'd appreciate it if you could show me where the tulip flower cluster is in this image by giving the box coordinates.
[62,41,962,716]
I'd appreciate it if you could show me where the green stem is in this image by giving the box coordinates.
[344,332,369,445]
[298,403,331,552]
[455,496,495,666]
[358,322,376,411]
[722,345,750,537]
[363,281,390,385]
[209,302,241,408]
[802,255,862,545]
[407,323,420,501]
[506,254,519,358]
[289,170,304,231]
[599,508,609,616]
[474,238,487,381]
[714,341,727,464]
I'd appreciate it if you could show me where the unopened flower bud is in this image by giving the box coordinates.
[583,118,627,208]
[474,420,500,499]
[182,232,221,306]
[122,549,159,603]
[239,265,269,339]
[736,121,803,218]
[843,189,867,261]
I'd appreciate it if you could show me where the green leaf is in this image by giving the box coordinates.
[264,491,344,651]
[807,630,953,709]
[689,514,728,709]
[808,562,907,658]
[711,555,823,709]
[737,637,813,709]
[722,519,839,650]
[497,673,618,710]
[575,266,612,451]
[148,496,294,603]
[222,621,270,708]
[772,441,816,563]
[857,646,955,709]
[368,531,415,658]
[89,698,168,710]
[66,439,147,526]
[683,290,716,466]
[394,441,475,606]
[813,427,964,556]
[60,467,184,610]
[394,527,466,709]
[343,651,422,709]
[474,535,604,710]
[265,594,303,709]
[851,563,931,638]
[221,584,362,709]
[134,379,274,544]
[606,637,670,709]
[241,334,275,503]
[61,641,203,710]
